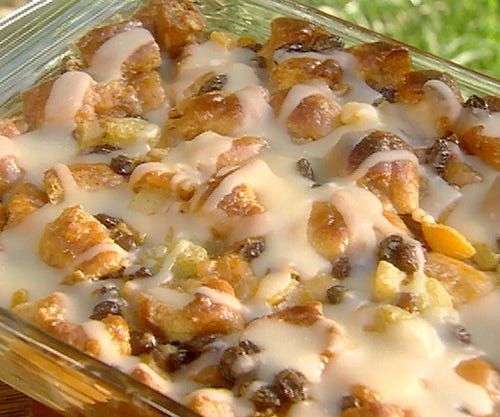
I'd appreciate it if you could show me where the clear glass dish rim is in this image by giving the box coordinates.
[0,0,498,415]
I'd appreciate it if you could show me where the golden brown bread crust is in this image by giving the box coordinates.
[3,183,47,227]
[0,155,24,198]
[135,0,205,58]
[270,57,343,91]
[77,21,161,76]
[44,163,124,204]
[424,252,495,306]
[165,92,244,142]
[460,125,500,170]
[259,17,335,68]
[347,41,412,93]
[349,131,419,214]
[38,206,128,282]
[138,292,244,342]
[307,201,349,261]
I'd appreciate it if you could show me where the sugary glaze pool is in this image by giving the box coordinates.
[0,1,498,416]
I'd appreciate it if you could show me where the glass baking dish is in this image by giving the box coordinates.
[0,0,498,416]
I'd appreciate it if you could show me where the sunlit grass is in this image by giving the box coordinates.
[308,0,499,78]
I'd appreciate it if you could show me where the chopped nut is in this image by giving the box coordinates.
[326,284,347,304]
[90,300,122,320]
[331,256,351,279]
[198,74,228,95]
[296,158,315,181]
[378,235,420,274]
[130,330,157,355]
[251,385,281,410]
[274,369,308,403]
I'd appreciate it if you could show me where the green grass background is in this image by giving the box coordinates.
[310,0,499,78]
[0,0,498,78]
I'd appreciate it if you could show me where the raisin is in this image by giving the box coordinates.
[428,138,451,175]
[96,284,119,296]
[130,330,157,355]
[188,334,219,351]
[454,326,472,344]
[379,86,396,103]
[252,56,267,69]
[377,235,420,274]
[154,342,199,372]
[331,256,351,279]
[397,292,419,313]
[312,35,345,51]
[463,95,488,111]
[233,377,255,397]
[110,155,136,177]
[274,369,308,403]
[240,238,265,260]
[90,300,122,320]
[198,74,228,95]
[283,35,344,53]
[400,215,428,249]
[125,266,154,280]
[244,42,263,52]
[251,385,281,410]
[326,284,347,304]
[239,340,261,354]
[88,144,121,154]
[100,267,125,280]
[95,213,121,228]
[219,340,261,383]
[296,158,315,181]
[349,131,412,169]
[340,395,361,410]
[111,228,137,251]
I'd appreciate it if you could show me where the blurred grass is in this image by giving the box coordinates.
[311,0,499,78]
[0,0,498,78]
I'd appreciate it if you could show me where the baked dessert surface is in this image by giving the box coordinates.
[0,2,499,416]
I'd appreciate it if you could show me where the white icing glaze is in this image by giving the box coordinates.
[0,31,498,417]
[87,28,155,82]
[243,316,335,383]
[73,241,131,266]
[44,71,93,128]
[420,166,462,219]
[348,149,418,181]
[278,80,336,122]
[460,289,500,366]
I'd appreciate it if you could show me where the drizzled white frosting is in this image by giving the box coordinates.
[0,24,498,417]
